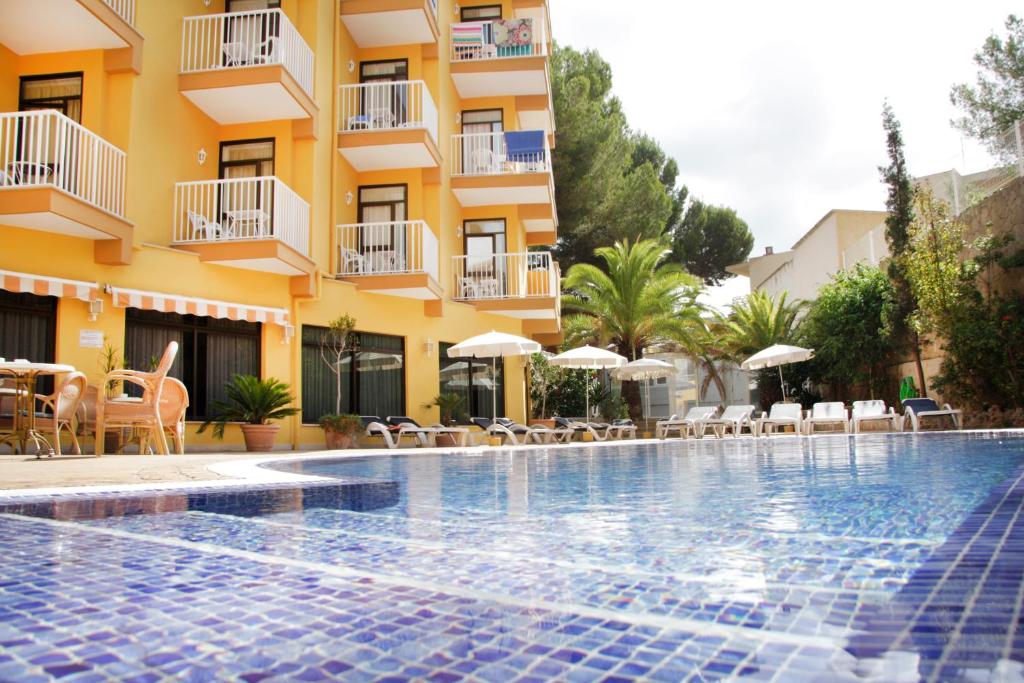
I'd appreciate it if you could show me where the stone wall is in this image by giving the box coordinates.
[960,174,1024,297]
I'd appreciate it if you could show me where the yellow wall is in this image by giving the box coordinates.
[0,0,554,452]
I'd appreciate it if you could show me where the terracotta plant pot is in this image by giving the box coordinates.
[240,423,279,452]
[324,428,355,450]
[487,436,504,447]
[435,433,457,447]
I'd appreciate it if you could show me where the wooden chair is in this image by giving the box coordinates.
[95,342,179,456]
[34,372,87,456]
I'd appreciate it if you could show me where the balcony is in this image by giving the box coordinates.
[340,0,439,49]
[336,81,441,171]
[335,221,441,300]
[450,131,556,224]
[172,176,315,278]
[449,18,550,98]
[0,110,132,264]
[452,251,561,331]
[0,0,143,74]
[179,9,317,136]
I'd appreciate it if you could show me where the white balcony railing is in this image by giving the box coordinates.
[450,18,548,62]
[172,176,310,257]
[336,221,439,282]
[180,9,314,98]
[451,130,550,177]
[102,0,135,26]
[452,251,558,301]
[337,81,439,145]
[0,110,127,218]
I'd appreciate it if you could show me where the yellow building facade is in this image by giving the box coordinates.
[0,0,560,450]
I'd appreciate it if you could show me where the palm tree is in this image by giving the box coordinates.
[718,290,804,404]
[562,238,703,417]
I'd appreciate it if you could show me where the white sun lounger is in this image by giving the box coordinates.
[901,398,963,432]
[851,400,901,433]
[656,406,718,439]
[704,405,756,438]
[804,402,850,435]
[757,402,803,436]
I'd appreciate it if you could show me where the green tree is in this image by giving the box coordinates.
[550,45,634,266]
[901,189,1024,408]
[719,291,804,407]
[631,133,687,230]
[950,15,1024,153]
[879,103,927,395]
[800,264,897,399]
[672,199,754,285]
[562,239,703,417]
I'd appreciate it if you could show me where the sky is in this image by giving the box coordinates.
[550,0,1019,308]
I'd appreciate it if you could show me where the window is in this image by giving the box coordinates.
[359,60,408,83]
[226,0,280,10]
[461,5,501,21]
[124,309,261,420]
[358,185,407,265]
[19,73,83,123]
[0,290,57,394]
[439,342,505,421]
[301,328,405,422]
[219,138,275,179]
[461,108,503,134]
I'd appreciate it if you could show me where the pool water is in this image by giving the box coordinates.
[2,432,1024,682]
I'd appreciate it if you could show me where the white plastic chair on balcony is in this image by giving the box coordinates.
[339,248,366,274]
[458,277,482,299]
[472,148,505,175]
[223,34,278,67]
[187,211,225,241]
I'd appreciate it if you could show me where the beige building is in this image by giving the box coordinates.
[727,209,888,303]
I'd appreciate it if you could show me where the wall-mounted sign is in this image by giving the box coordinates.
[79,330,104,349]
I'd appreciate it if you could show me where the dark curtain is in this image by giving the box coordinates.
[124,310,260,419]
[0,290,57,394]
[301,327,403,422]
[439,342,505,421]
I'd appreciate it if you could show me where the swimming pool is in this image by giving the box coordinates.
[1,432,1023,682]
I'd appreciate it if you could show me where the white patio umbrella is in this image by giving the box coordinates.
[549,345,627,420]
[741,344,814,402]
[612,358,674,421]
[447,331,540,419]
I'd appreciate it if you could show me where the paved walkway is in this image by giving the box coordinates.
[0,452,268,489]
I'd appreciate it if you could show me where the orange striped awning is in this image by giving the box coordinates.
[0,270,99,303]
[109,287,290,328]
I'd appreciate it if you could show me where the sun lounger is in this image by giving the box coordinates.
[850,400,901,433]
[553,417,609,441]
[757,402,803,436]
[360,415,405,449]
[803,402,850,435]
[606,418,637,440]
[656,406,717,439]
[901,398,963,432]
[472,417,572,445]
[703,405,756,438]
[387,416,469,447]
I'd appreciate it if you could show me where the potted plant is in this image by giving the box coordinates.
[319,413,362,449]
[426,392,467,446]
[318,314,358,447]
[197,374,300,452]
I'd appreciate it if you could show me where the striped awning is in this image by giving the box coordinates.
[0,269,99,303]
[109,286,290,328]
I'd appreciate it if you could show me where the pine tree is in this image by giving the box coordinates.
[879,102,927,396]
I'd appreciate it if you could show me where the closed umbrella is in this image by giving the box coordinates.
[741,344,814,402]
[612,358,674,421]
[447,331,540,420]
[549,345,627,420]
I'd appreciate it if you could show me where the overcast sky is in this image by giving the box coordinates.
[550,0,1018,307]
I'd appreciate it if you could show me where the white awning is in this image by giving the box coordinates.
[0,269,98,303]
[109,286,289,328]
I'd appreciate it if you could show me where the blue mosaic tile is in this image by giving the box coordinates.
[0,432,1023,681]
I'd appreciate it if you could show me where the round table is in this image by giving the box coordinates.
[0,362,75,457]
